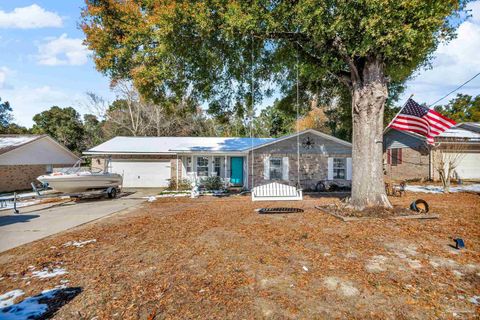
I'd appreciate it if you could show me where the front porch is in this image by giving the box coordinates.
[179,154,248,189]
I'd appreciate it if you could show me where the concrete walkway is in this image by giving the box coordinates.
[0,198,143,253]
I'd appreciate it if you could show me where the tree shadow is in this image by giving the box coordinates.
[305,192,351,200]
[0,287,82,319]
[0,214,40,227]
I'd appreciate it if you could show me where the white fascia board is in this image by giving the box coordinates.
[83,152,177,156]
[171,150,248,155]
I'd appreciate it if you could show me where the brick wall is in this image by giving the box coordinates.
[248,153,336,190]
[0,165,48,192]
[245,132,352,190]
[383,147,430,182]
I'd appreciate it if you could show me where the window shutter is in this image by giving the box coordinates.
[263,156,270,180]
[387,149,391,165]
[282,157,289,181]
[398,148,403,164]
[346,158,352,180]
[327,157,334,180]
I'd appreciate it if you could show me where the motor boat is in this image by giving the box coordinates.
[37,159,122,193]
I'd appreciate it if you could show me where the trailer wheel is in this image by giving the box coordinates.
[107,187,117,199]
[315,181,327,192]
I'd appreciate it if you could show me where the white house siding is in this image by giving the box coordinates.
[0,137,78,166]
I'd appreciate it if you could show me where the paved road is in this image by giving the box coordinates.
[0,198,143,253]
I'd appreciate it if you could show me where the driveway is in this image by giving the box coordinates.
[0,197,143,253]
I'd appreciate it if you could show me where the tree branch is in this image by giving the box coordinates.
[332,36,360,84]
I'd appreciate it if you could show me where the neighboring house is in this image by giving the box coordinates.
[384,124,480,181]
[0,135,79,193]
[84,129,352,190]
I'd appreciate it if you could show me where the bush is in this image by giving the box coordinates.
[167,178,192,191]
[202,176,223,191]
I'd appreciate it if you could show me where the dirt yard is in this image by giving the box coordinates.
[0,192,479,319]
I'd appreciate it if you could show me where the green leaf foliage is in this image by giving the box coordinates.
[82,0,468,106]
[32,106,85,154]
[434,93,480,123]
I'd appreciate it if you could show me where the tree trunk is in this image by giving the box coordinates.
[350,59,392,210]
[439,165,451,193]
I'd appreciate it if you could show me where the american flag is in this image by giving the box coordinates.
[389,98,456,144]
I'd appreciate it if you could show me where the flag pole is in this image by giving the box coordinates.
[384,93,414,132]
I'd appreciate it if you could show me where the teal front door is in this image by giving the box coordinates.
[230,157,244,186]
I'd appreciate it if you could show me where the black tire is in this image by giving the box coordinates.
[315,181,327,192]
[410,199,429,213]
[107,188,117,199]
[329,184,338,192]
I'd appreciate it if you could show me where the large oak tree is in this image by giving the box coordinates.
[82,0,469,209]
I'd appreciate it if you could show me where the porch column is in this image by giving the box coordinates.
[176,155,179,190]
[246,154,249,189]
[191,155,195,181]
[210,156,214,176]
[224,155,227,187]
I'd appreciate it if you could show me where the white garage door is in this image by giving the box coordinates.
[455,153,480,180]
[110,160,171,188]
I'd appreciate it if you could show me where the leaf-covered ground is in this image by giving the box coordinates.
[0,192,479,319]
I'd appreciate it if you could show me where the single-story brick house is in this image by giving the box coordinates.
[0,135,79,193]
[84,129,352,190]
[383,124,480,181]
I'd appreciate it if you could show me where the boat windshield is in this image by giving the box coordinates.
[60,159,105,175]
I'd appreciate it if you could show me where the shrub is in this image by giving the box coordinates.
[202,176,223,191]
[167,178,192,191]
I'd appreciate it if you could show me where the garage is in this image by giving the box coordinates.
[455,153,480,180]
[110,160,172,188]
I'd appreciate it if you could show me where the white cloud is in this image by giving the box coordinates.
[37,34,89,66]
[0,67,7,88]
[468,1,480,23]
[2,85,79,126]
[0,66,14,89]
[0,4,62,29]
[401,1,480,106]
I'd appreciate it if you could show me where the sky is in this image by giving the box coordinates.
[0,0,113,127]
[0,1,479,128]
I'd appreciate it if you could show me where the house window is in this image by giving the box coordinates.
[213,157,221,177]
[269,158,283,180]
[333,158,346,179]
[185,157,192,173]
[197,156,209,177]
[390,148,402,166]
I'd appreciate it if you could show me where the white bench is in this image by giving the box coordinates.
[251,182,303,201]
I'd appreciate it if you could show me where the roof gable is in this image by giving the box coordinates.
[0,135,44,155]
[251,129,351,152]
[0,135,79,165]
[384,128,427,150]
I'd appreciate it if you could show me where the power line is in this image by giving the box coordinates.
[429,72,480,107]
